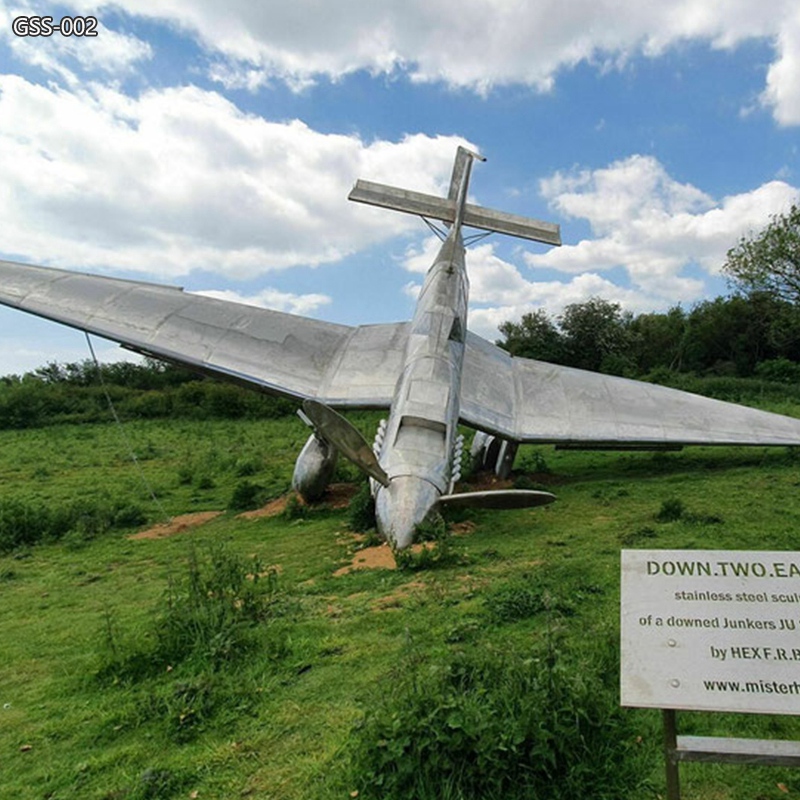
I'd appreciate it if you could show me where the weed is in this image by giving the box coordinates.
[347,638,650,800]
[283,493,306,520]
[228,480,267,511]
[484,576,574,622]
[619,526,658,545]
[518,448,551,474]
[654,498,724,526]
[99,543,285,680]
[129,767,184,800]
[655,497,685,522]
[195,474,215,491]
[347,482,376,532]
[512,473,549,491]
[234,456,261,477]
[394,517,464,571]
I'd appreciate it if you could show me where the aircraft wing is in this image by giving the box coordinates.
[461,332,800,446]
[0,259,408,407]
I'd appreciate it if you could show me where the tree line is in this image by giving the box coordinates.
[2,205,798,427]
[498,204,800,385]
[0,358,295,429]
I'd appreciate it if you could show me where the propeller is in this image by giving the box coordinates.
[301,399,390,487]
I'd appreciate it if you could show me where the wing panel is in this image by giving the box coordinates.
[462,334,800,446]
[460,332,516,433]
[317,322,409,406]
[0,259,405,406]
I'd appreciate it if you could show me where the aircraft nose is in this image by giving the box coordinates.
[375,476,439,550]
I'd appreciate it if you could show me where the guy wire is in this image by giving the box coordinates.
[85,333,171,524]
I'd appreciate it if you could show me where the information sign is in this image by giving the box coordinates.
[621,549,800,714]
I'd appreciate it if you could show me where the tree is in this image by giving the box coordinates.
[558,298,637,374]
[723,205,800,303]
[497,299,638,374]
[629,306,686,373]
[497,309,565,363]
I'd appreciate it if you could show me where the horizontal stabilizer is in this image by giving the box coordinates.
[438,489,556,510]
[302,399,390,487]
[349,180,561,246]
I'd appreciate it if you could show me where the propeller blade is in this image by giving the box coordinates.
[301,399,390,487]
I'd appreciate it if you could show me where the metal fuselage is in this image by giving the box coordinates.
[374,229,468,548]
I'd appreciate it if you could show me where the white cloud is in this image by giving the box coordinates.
[193,287,330,316]
[400,155,799,342]
[31,0,800,125]
[0,75,470,278]
[0,2,152,83]
[762,6,800,125]
[401,234,664,341]
[531,155,799,297]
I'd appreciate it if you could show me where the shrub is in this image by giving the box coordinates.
[228,480,267,511]
[347,638,650,799]
[100,543,285,680]
[0,496,147,553]
[348,482,376,532]
[755,358,800,384]
[484,577,574,622]
[655,497,685,522]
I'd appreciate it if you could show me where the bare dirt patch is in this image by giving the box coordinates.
[238,496,293,519]
[238,483,358,520]
[333,539,442,576]
[128,511,222,540]
[450,520,477,537]
[333,543,396,576]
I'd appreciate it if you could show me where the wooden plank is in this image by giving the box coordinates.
[676,736,800,766]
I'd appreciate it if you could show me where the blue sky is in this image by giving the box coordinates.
[0,1,798,376]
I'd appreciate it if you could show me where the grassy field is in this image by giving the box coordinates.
[2,410,800,799]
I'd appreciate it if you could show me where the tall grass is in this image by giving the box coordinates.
[347,634,652,799]
[0,494,146,552]
[99,542,286,680]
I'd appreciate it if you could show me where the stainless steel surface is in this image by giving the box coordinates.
[0,259,407,406]
[438,489,556,510]
[291,432,338,501]
[460,337,800,446]
[3,147,800,549]
[348,180,562,245]
[301,399,389,487]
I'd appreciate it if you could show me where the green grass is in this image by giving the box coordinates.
[2,411,800,798]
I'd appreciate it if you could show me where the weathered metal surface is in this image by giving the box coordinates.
[5,146,800,549]
[349,181,562,245]
[675,736,800,766]
[461,335,800,446]
[0,259,410,406]
[438,489,555,510]
[301,399,389,487]
[291,432,338,501]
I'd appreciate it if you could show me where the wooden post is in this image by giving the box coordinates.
[663,708,680,800]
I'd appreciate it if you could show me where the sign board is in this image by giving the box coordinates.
[621,550,800,715]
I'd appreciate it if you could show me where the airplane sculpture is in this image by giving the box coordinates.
[3,146,800,549]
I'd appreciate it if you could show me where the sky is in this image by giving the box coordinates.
[0,0,799,376]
